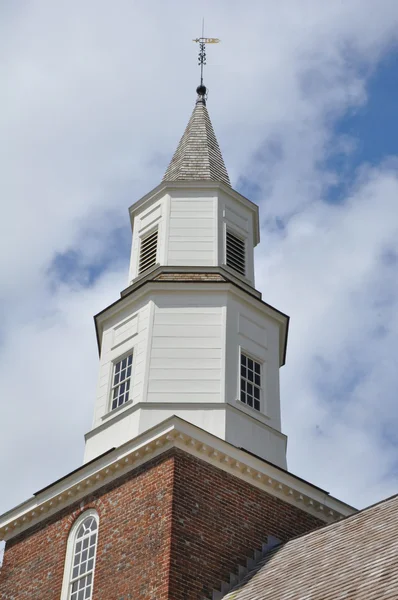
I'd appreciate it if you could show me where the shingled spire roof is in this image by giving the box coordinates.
[163,87,231,186]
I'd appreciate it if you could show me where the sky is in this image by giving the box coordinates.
[1,1,398,548]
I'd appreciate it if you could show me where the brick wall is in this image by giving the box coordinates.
[0,453,175,600]
[0,449,323,600]
[169,451,323,599]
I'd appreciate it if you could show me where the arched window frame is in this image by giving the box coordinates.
[60,509,99,600]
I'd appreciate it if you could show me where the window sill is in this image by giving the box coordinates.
[101,399,134,421]
[235,398,270,422]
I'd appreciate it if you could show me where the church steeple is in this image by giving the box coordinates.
[163,87,231,186]
[83,83,289,471]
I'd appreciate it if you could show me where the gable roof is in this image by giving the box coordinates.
[163,92,231,186]
[224,492,398,600]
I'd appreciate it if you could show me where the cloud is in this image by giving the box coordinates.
[1,0,398,532]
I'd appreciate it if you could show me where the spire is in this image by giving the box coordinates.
[163,87,231,187]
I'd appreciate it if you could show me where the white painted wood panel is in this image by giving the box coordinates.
[167,195,216,266]
[171,199,213,211]
[148,380,220,393]
[154,312,221,325]
[150,348,222,359]
[152,337,221,349]
[153,325,221,338]
[150,369,220,380]
[147,301,223,403]
[150,358,221,369]
[146,393,220,403]
[92,302,151,427]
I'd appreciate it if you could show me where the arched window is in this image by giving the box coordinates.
[60,509,99,600]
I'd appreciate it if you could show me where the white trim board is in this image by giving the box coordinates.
[0,416,355,542]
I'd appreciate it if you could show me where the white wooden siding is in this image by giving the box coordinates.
[167,197,215,265]
[147,302,222,403]
[92,302,150,426]
[224,296,281,430]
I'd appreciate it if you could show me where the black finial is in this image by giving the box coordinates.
[196,84,207,102]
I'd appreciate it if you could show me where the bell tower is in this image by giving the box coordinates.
[84,86,289,469]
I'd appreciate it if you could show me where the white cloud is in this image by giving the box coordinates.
[1,0,398,528]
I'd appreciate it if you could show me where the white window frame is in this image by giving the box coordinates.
[225,226,247,277]
[239,349,262,412]
[109,350,134,412]
[60,509,99,600]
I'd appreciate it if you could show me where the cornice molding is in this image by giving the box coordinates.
[94,271,289,365]
[0,417,355,542]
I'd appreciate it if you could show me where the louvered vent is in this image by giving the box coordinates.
[139,229,158,274]
[226,230,246,275]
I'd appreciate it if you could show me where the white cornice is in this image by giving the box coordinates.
[0,417,355,542]
[128,180,260,245]
[95,279,289,366]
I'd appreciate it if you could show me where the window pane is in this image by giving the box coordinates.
[68,516,98,600]
[111,354,133,411]
[240,353,261,412]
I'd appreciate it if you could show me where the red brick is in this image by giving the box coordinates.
[0,449,323,599]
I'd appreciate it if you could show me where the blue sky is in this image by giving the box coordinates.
[1,5,398,557]
[325,49,398,203]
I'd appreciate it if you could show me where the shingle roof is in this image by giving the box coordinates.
[223,493,398,600]
[163,92,231,186]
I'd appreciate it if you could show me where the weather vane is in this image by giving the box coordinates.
[193,20,220,93]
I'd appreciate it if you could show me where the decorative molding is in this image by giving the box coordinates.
[0,417,354,541]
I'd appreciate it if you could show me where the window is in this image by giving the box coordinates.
[240,353,261,411]
[139,229,158,273]
[111,353,133,410]
[61,510,99,600]
[226,229,246,276]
